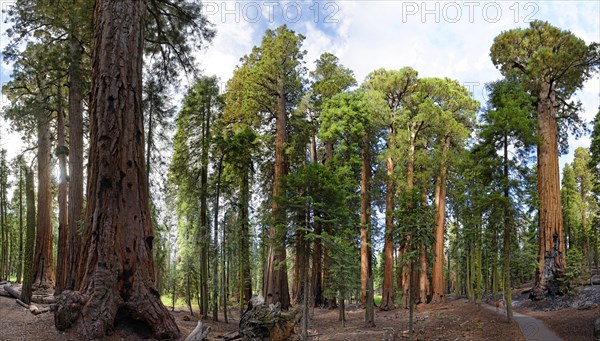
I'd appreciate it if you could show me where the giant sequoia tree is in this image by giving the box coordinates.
[54,1,179,338]
[227,25,306,309]
[491,20,599,298]
[363,67,418,310]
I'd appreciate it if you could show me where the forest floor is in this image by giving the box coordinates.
[1,285,598,340]
[508,282,600,341]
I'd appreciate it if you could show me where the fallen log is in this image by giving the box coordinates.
[184,321,211,341]
[221,331,242,341]
[16,299,29,308]
[4,285,21,299]
[32,295,56,304]
[0,288,11,297]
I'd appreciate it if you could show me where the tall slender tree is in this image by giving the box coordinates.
[227,25,306,309]
[21,166,36,304]
[478,78,536,320]
[363,67,418,310]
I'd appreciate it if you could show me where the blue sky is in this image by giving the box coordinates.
[196,0,599,168]
[1,0,599,169]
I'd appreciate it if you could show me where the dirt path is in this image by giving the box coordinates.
[483,302,562,341]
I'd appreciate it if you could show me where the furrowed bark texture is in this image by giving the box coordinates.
[381,124,395,311]
[33,114,55,289]
[56,84,69,294]
[66,32,84,291]
[57,1,179,339]
[360,136,372,305]
[263,78,290,309]
[532,82,566,298]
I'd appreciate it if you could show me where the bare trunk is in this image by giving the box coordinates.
[54,2,179,338]
[365,276,375,327]
[532,82,566,299]
[322,142,333,166]
[264,78,290,309]
[56,79,69,295]
[381,123,395,310]
[360,136,372,305]
[67,33,84,291]
[198,94,212,316]
[503,135,513,321]
[310,135,317,164]
[222,213,228,324]
[212,156,223,321]
[239,165,252,306]
[33,113,55,289]
[419,244,429,303]
[22,167,36,304]
[431,139,449,303]
[17,163,23,283]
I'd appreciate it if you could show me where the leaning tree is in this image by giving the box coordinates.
[491,21,599,298]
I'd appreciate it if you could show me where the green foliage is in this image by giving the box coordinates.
[562,164,582,249]
[562,248,586,295]
[490,21,598,96]
[590,111,600,183]
[396,189,434,263]
[310,53,357,110]
[323,231,361,303]
[145,0,215,78]
[490,20,599,153]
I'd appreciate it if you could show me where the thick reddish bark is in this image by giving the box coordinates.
[263,79,291,309]
[55,82,69,295]
[419,244,429,303]
[66,33,84,291]
[21,168,36,304]
[33,114,55,289]
[431,139,449,303]
[532,82,566,299]
[292,220,306,304]
[381,125,395,310]
[55,1,179,338]
[360,136,372,305]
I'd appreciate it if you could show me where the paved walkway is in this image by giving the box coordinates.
[482,303,562,341]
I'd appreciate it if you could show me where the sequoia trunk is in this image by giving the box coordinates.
[21,168,36,304]
[431,139,449,303]
[532,82,566,298]
[56,80,69,295]
[381,123,395,310]
[33,113,55,289]
[66,32,84,291]
[360,136,372,305]
[263,78,290,309]
[55,1,179,338]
